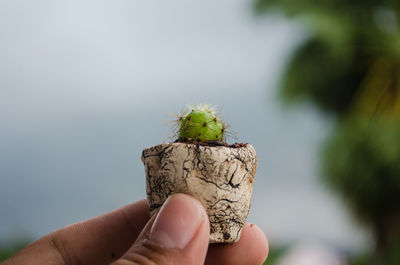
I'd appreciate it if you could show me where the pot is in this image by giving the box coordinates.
[141,142,257,243]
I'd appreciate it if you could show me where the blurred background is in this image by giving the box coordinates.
[1,0,399,264]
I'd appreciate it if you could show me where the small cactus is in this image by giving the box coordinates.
[177,104,227,142]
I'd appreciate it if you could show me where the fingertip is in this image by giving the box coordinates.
[206,223,268,265]
[117,194,210,265]
[242,223,269,264]
[148,193,208,250]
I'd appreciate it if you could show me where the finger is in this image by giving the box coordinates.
[205,223,269,265]
[4,199,150,265]
[53,199,150,264]
[112,193,210,265]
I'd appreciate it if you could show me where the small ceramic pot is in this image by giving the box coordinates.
[141,142,257,243]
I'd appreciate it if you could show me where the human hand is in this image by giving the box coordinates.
[4,194,268,265]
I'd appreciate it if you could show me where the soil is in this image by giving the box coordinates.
[174,139,247,148]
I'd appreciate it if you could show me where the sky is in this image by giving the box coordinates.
[0,0,367,250]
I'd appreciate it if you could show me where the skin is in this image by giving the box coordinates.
[3,194,268,265]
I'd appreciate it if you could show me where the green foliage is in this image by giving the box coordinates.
[348,243,400,265]
[177,105,225,142]
[254,0,400,261]
[280,38,367,115]
[255,0,400,22]
[347,254,372,265]
[255,0,400,117]
[322,119,400,225]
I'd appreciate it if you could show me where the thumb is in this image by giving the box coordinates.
[111,194,210,265]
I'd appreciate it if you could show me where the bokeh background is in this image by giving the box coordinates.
[1,1,399,264]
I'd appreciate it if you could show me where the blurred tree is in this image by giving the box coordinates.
[323,120,400,258]
[254,0,400,263]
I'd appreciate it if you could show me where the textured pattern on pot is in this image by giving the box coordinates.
[141,142,257,243]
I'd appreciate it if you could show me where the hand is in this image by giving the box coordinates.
[4,194,268,265]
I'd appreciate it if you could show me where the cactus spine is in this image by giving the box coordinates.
[177,105,226,142]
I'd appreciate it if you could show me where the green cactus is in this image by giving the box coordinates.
[177,105,226,142]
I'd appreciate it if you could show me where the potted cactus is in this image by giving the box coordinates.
[141,104,257,243]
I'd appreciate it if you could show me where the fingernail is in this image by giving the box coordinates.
[148,194,205,249]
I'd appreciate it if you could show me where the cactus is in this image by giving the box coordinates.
[177,104,226,142]
[143,104,256,243]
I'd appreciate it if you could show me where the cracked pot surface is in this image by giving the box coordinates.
[141,142,257,243]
